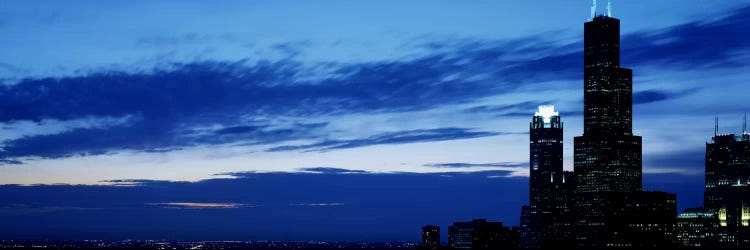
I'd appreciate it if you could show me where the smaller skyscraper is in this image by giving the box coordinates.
[521,105,574,248]
[448,219,516,249]
[702,116,750,247]
[421,225,440,250]
[705,116,750,209]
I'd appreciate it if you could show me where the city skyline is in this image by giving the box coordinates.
[1,0,749,242]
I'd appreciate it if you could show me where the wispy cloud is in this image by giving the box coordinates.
[0,205,104,215]
[291,202,344,207]
[425,162,527,168]
[633,87,702,105]
[146,202,252,209]
[298,167,370,174]
[267,128,516,152]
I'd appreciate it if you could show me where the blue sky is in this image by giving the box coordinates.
[0,0,749,241]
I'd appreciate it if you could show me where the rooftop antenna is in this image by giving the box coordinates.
[591,0,597,20]
[607,0,613,17]
[743,112,747,134]
[715,115,719,136]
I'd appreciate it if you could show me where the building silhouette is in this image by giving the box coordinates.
[520,106,574,248]
[714,186,750,246]
[518,206,533,248]
[604,191,676,248]
[673,117,750,248]
[675,208,720,248]
[699,118,750,247]
[705,117,750,208]
[572,9,677,248]
[448,219,516,249]
[574,14,641,195]
[421,225,440,249]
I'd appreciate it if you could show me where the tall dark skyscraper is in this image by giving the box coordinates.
[522,105,573,248]
[572,6,677,247]
[574,14,642,195]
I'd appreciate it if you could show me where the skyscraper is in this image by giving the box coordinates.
[421,225,440,250]
[703,117,750,247]
[523,105,573,248]
[572,6,677,247]
[574,12,641,196]
[705,117,750,208]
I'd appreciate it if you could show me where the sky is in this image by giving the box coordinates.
[0,0,749,241]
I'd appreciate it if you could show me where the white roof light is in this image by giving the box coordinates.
[535,105,559,123]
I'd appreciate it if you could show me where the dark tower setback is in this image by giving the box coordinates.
[573,9,651,247]
[575,15,642,194]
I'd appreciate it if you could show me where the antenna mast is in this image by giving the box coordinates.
[743,112,747,134]
[607,0,613,17]
[591,0,597,20]
[715,115,719,136]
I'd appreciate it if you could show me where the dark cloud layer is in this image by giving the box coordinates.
[0,170,701,241]
[633,87,701,105]
[0,5,747,161]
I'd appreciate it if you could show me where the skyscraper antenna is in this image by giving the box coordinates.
[591,0,597,20]
[607,0,613,17]
[715,115,719,136]
[743,112,747,134]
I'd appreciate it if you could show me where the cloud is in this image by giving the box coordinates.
[267,128,512,152]
[0,5,747,162]
[0,169,529,240]
[98,179,177,187]
[0,205,104,215]
[146,202,251,209]
[0,62,28,73]
[290,202,344,207]
[633,88,702,105]
[425,162,527,168]
[463,101,549,114]
[134,33,226,48]
[622,5,750,69]
[298,167,369,174]
[272,41,312,57]
[642,148,705,176]
[0,168,700,240]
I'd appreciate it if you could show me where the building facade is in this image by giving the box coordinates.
[675,208,719,248]
[421,225,440,250]
[522,106,574,248]
[571,10,680,248]
[705,127,750,208]
[573,15,642,196]
[703,121,750,247]
[573,13,643,248]
[448,219,516,249]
